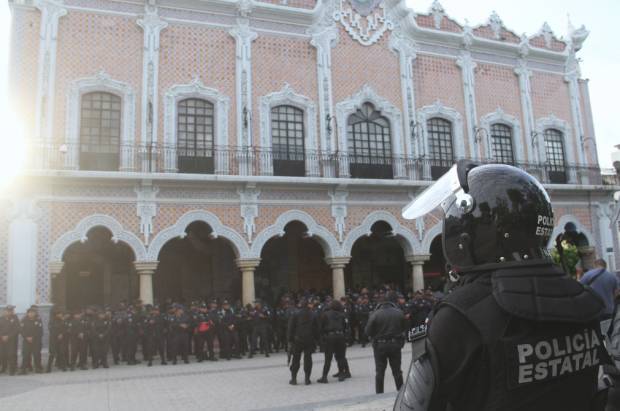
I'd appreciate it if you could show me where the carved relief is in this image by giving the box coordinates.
[334,0,393,46]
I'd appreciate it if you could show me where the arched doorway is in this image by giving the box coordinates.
[255,221,331,305]
[346,221,408,291]
[154,221,240,304]
[424,235,448,291]
[54,226,137,310]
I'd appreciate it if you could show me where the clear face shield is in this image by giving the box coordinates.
[402,164,475,220]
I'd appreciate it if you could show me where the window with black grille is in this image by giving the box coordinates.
[491,124,515,165]
[177,98,215,174]
[544,128,567,183]
[79,92,121,171]
[347,103,393,179]
[271,105,305,177]
[427,117,454,179]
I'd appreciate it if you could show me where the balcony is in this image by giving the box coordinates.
[23,141,619,186]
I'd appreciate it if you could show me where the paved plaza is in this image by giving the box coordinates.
[0,346,409,411]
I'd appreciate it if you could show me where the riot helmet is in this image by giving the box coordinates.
[402,161,554,273]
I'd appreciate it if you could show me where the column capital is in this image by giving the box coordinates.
[406,254,431,264]
[325,256,351,268]
[236,258,261,270]
[134,261,159,273]
[49,261,64,274]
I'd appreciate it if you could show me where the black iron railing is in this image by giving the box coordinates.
[24,141,619,186]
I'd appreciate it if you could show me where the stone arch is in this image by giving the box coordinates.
[421,222,443,254]
[550,214,594,248]
[50,214,147,262]
[147,210,250,261]
[251,210,341,259]
[342,210,420,256]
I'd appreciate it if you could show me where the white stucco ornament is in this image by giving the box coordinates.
[334,0,393,46]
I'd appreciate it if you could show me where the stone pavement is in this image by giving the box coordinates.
[0,346,411,411]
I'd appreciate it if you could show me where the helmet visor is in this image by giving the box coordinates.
[402,165,461,220]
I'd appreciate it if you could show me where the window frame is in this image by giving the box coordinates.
[490,123,515,165]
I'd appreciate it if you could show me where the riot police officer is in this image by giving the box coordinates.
[20,307,44,374]
[219,300,240,360]
[365,292,407,394]
[143,305,167,366]
[169,305,190,364]
[249,300,271,358]
[69,311,89,371]
[91,310,111,368]
[317,300,349,383]
[0,305,19,375]
[288,298,319,385]
[47,309,68,372]
[395,162,611,410]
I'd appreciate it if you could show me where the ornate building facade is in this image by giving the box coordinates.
[2,0,619,314]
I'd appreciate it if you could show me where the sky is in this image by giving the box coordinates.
[0,0,617,168]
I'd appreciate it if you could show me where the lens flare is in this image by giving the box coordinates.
[0,110,26,190]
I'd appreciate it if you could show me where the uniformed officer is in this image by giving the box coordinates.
[395,162,611,410]
[47,309,68,372]
[249,300,270,358]
[110,306,127,365]
[0,305,19,375]
[205,300,220,361]
[125,305,141,365]
[317,300,349,383]
[19,307,44,374]
[143,305,167,366]
[365,292,407,394]
[91,310,111,368]
[192,304,207,362]
[288,298,319,386]
[69,311,89,371]
[169,304,190,364]
[219,300,240,360]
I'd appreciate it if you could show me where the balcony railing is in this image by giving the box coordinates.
[24,141,618,186]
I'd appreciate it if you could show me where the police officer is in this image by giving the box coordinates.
[110,306,127,365]
[219,300,240,360]
[317,300,348,383]
[249,300,270,358]
[69,311,89,371]
[205,300,220,361]
[0,305,19,375]
[356,296,372,347]
[47,309,68,372]
[91,309,111,369]
[20,307,44,374]
[169,304,190,364]
[143,305,167,366]
[365,292,407,394]
[395,162,611,410]
[125,305,141,365]
[288,298,319,386]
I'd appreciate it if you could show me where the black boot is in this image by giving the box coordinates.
[375,377,384,394]
[289,373,297,385]
[305,374,312,385]
[317,376,328,384]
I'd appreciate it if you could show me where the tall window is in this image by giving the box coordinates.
[427,117,454,180]
[271,105,305,177]
[177,98,214,174]
[347,103,393,179]
[79,92,121,171]
[544,128,567,183]
[491,123,515,165]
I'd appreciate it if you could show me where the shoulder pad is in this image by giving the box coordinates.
[492,265,604,323]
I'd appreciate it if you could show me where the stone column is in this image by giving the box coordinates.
[326,257,351,300]
[237,259,261,306]
[407,255,431,292]
[49,261,64,309]
[134,261,158,306]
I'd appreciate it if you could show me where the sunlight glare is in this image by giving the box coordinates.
[0,110,26,190]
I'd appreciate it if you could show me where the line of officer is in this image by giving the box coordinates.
[395,162,613,410]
